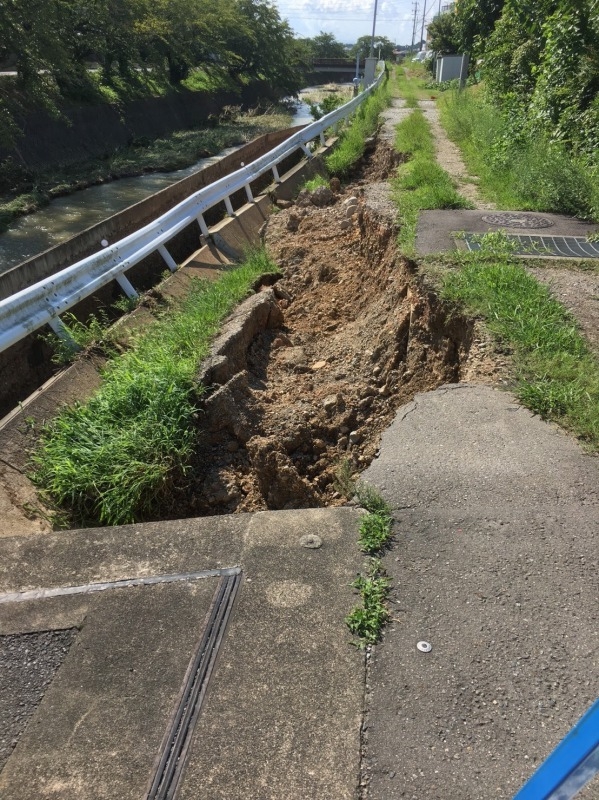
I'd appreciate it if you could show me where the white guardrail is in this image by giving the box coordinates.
[0,71,384,354]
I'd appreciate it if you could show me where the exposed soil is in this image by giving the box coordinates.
[0,136,511,533]
[168,140,506,518]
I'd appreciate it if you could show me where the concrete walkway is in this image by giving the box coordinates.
[361,384,599,799]
[1,93,598,799]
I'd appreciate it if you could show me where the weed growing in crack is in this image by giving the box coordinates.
[346,559,391,648]
[355,482,391,518]
[347,485,394,647]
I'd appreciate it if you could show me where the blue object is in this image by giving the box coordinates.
[513,698,599,800]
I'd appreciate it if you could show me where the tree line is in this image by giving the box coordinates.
[428,0,599,159]
[0,1,398,149]
[0,0,306,146]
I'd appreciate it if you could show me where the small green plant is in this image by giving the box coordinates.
[355,483,393,554]
[355,482,391,516]
[43,310,113,365]
[302,174,329,193]
[333,457,356,498]
[346,559,391,647]
[112,294,141,313]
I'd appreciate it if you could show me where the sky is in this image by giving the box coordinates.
[273,0,442,47]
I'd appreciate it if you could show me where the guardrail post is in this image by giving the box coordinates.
[224,196,235,217]
[197,213,210,238]
[319,131,326,146]
[300,143,312,158]
[116,274,139,298]
[158,244,178,273]
[244,184,254,203]
[272,164,281,183]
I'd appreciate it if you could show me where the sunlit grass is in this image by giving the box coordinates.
[441,235,599,447]
[32,249,280,526]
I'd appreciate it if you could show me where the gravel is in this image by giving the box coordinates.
[0,629,77,771]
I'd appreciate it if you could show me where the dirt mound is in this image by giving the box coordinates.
[172,157,480,518]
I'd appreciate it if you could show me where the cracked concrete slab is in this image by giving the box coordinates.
[361,384,599,799]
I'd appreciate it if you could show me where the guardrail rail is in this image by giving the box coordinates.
[0,71,384,355]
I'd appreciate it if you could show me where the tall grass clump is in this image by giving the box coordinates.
[442,236,599,447]
[32,249,279,526]
[325,76,391,177]
[392,109,471,251]
[394,62,428,107]
[438,87,599,220]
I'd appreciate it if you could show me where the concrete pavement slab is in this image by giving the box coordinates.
[0,508,365,799]
[361,384,599,799]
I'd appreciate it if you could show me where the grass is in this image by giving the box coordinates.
[325,76,391,178]
[346,559,391,648]
[355,481,393,552]
[441,233,599,447]
[393,61,430,107]
[301,174,329,193]
[0,109,291,233]
[437,87,599,220]
[346,484,394,648]
[392,109,472,252]
[43,310,114,365]
[31,248,279,526]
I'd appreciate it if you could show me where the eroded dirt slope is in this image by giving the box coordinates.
[174,146,491,517]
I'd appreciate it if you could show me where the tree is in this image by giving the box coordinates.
[454,0,505,59]
[349,35,395,60]
[309,32,348,59]
[426,13,460,55]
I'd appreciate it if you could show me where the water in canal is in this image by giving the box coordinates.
[0,88,338,274]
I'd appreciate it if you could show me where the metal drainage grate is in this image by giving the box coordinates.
[481,212,554,229]
[147,569,242,800]
[462,233,599,259]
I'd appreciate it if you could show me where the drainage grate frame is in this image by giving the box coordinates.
[462,233,599,259]
[146,569,242,800]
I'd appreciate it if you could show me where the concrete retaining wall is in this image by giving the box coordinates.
[0,82,278,169]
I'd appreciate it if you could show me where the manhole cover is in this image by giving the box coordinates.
[481,213,554,229]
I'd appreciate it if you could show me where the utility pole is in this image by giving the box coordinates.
[410,1,418,53]
[369,0,379,57]
[419,0,428,52]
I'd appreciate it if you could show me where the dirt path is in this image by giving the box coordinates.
[418,99,494,210]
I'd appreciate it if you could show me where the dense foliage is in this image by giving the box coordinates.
[430,1,599,216]
[0,0,307,145]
